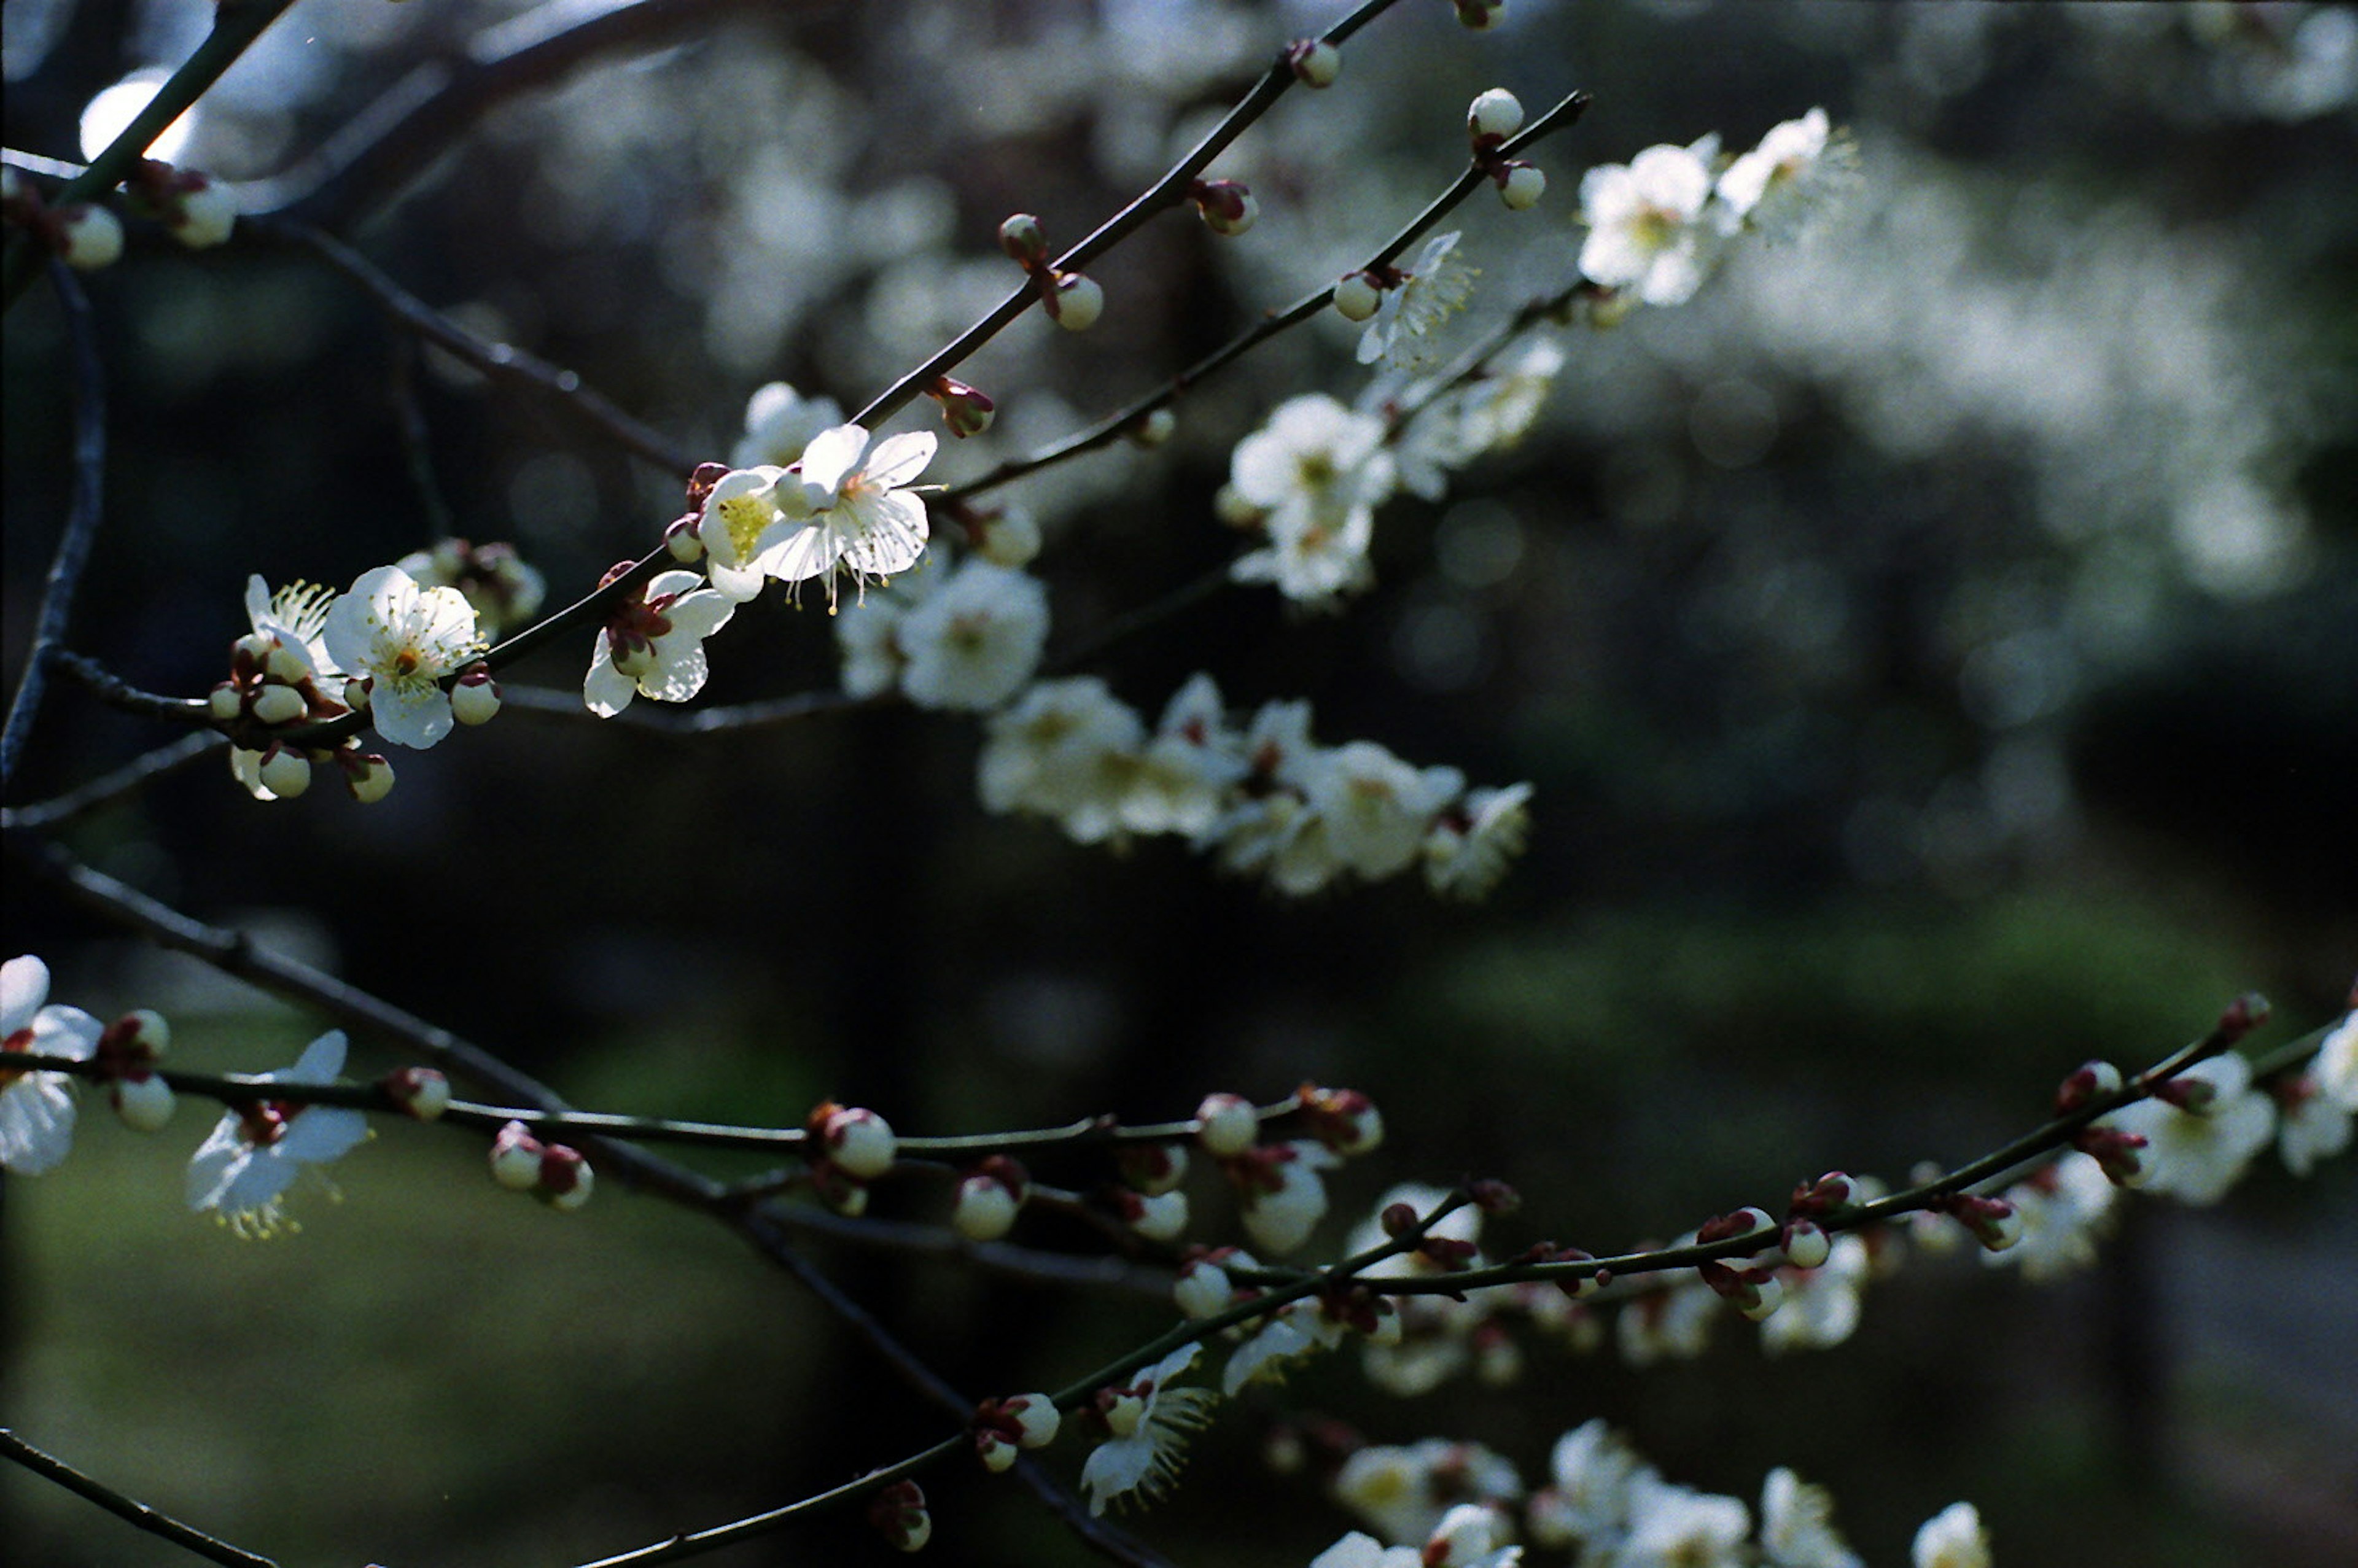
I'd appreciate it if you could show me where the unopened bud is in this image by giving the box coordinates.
[343,751,395,804]
[971,506,1041,567]
[1380,1201,1420,1239]
[998,212,1046,265]
[1287,39,1341,87]
[1781,1217,1831,1270]
[816,1104,898,1179]
[58,204,123,271]
[2055,1059,2124,1114]
[1173,1254,1235,1318]
[1496,161,1547,210]
[1298,1084,1383,1155]
[929,376,996,438]
[1467,1178,1519,1214]
[1468,88,1525,143]
[1123,1188,1189,1242]
[1127,407,1177,448]
[1116,1140,1187,1195]
[344,677,373,712]
[167,176,239,249]
[111,1072,176,1132]
[258,747,311,799]
[664,514,705,562]
[251,684,306,726]
[1332,271,1383,322]
[1196,1092,1259,1156]
[1454,0,1507,29]
[1047,271,1102,330]
[386,1066,451,1122]
[541,1146,594,1211]
[490,1120,544,1190]
[867,1480,930,1553]
[1191,179,1257,237]
[954,1170,1022,1243]
[209,683,244,721]
[451,666,501,726]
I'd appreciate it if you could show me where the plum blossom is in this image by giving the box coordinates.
[1302,742,1465,883]
[2,955,104,1175]
[2102,1052,2276,1205]
[978,677,1148,843]
[834,589,912,699]
[1618,1475,1749,1568]
[1079,1343,1217,1515]
[698,464,796,603]
[322,565,484,748]
[1333,1439,1522,1547]
[1912,1502,1991,1568]
[243,575,340,681]
[584,569,736,716]
[1423,782,1535,900]
[1119,674,1249,837]
[186,1030,371,1236]
[1716,108,1854,239]
[2314,1007,2358,1111]
[1357,231,1479,370]
[1226,394,1396,607]
[2276,1076,2352,1177]
[1529,1419,1653,1549]
[1985,1152,2115,1281]
[895,559,1050,711]
[1578,138,1722,306]
[1759,1467,1862,1568]
[1235,1139,1342,1255]
[768,423,938,606]
[1760,1232,1869,1353]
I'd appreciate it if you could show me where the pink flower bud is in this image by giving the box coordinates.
[451,665,501,726]
[386,1066,451,1122]
[1196,1092,1259,1156]
[342,750,395,804]
[1189,179,1257,236]
[490,1120,544,1190]
[1126,407,1177,448]
[1046,271,1102,330]
[1286,39,1341,87]
[1781,1217,1831,1270]
[928,376,996,439]
[814,1103,897,1179]
[1298,1084,1383,1155]
[867,1480,930,1553]
[2055,1059,2123,1113]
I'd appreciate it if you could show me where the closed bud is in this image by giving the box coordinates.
[1046,271,1102,330]
[1121,1187,1189,1242]
[1468,1178,1519,1214]
[2055,1059,2124,1113]
[1781,1217,1831,1270]
[1332,271,1383,322]
[1196,1092,1259,1156]
[1468,88,1525,143]
[490,1120,544,1190]
[1190,179,1257,236]
[343,751,395,804]
[1299,1084,1383,1155]
[998,212,1046,264]
[1287,39,1341,87]
[344,677,373,712]
[971,506,1041,567]
[451,666,501,726]
[1002,1393,1060,1449]
[386,1066,451,1122]
[664,513,705,562]
[1381,1201,1420,1239]
[1127,407,1177,448]
[258,747,311,799]
[1173,1254,1235,1318]
[251,683,307,726]
[954,1171,1022,1243]
[1737,1273,1785,1321]
[1454,0,1507,29]
[1117,1140,1187,1194]
[168,176,238,249]
[1496,161,1547,210]
[814,1103,898,1178]
[541,1146,594,1211]
[929,376,996,438]
[59,204,123,271]
[209,683,244,720]
[111,1072,176,1132]
[868,1480,930,1553]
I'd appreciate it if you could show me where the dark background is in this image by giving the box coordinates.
[5,2,2354,1564]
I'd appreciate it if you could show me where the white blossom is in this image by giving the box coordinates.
[585,570,736,716]
[1334,1439,1522,1547]
[1759,1467,1861,1568]
[1227,394,1395,607]
[1761,1233,1869,1354]
[186,1031,371,1236]
[1578,139,1722,306]
[978,677,1146,842]
[1618,1476,1749,1568]
[1716,108,1854,239]
[1079,1343,1216,1515]
[1529,1419,1653,1548]
[699,465,796,602]
[1239,1139,1341,1256]
[1303,742,1463,882]
[1120,674,1249,837]
[769,422,937,606]
[895,559,1049,712]
[2103,1052,2276,1205]
[1357,231,1479,371]
[2276,1080,2351,1178]
[2,955,104,1175]
[1911,1502,1991,1568]
[2314,1008,2358,1111]
[243,575,340,681]
[321,565,484,749]
[1423,782,1535,900]
[1985,1152,2115,1281]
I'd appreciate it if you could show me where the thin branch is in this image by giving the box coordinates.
[0,1428,278,1568]
[943,89,1592,507]
[0,732,228,832]
[254,216,699,476]
[1,261,108,793]
[44,651,214,725]
[496,682,877,734]
[1,0,298,308]
[850,0,1414,433]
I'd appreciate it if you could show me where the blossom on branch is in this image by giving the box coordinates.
[322,565,486,749]
[1225,394,1396,607]
[768,422,938,607]
[731,381,846,470]
[585,569,736,716]
[1079,1343,1217,1515]
[2100,1052,2275,1205]
[2,955,104,1175]
[1578,138,1722,307]
[186,1030,371,1236]
[1356,231,1479,371]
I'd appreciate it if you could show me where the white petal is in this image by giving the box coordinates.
[2,954,52,1033]
[287,1030,349,1082]
[585,653,637,717]
[371,681,455,749]
[862,429,938,488]
[279,1106,370,1163]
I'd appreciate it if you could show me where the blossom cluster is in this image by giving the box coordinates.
[1578,107,1856,309]
[1315,1421,1986,1568]
[976,673,1532,899]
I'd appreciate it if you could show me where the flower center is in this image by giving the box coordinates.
[237,1100,295,1147]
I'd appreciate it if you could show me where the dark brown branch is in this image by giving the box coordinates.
[1,1428,278,1568]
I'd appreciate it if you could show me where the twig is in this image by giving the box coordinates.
[43,651,213,725]
[254,216,699,476]
[1,261,108,793]
[0,1428,278,1568]
[851,0,1415,433]
[1,0,298,308]
[943,89,1592,506]
[0,732,228,832]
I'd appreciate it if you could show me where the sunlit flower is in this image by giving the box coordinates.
[2,955,104,1175]
[395,540,545,640]
[585,569,736,716]
[243,575,340,681]
[698,465,795,603]
[1619,1475,1749,1568]
[769,422,938,606]
[1716,108,1854,239]
[896,559,1049,712]
[1578,139,1721,306]
[1358,231,1479,370]
[1080,1343,1217,1515]
[186,1030,371,1236]
[322,565,484,749]
[1227,394,1396,607]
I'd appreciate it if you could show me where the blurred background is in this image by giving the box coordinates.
[4,1,2354,1564]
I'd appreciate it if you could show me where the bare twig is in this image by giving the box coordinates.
[1,1428,278,1568]
[0,732,228,831]
[1,262,108,793]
